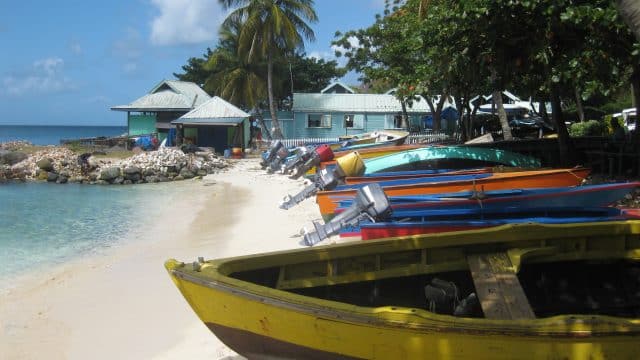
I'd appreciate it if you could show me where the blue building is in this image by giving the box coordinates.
[262,83,453,139]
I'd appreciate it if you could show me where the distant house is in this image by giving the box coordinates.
[111,80,211,142]
[261,82,453,138]
[171,96,250,153]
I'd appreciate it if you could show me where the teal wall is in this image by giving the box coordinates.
[261,110,432,139]
[128,114,156,136]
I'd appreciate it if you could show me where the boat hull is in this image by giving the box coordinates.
[166,221,640,360]
[317,168,591,220]
[363,146,541,174]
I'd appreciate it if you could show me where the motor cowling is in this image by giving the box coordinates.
[302,183,391,246]
[260,140,284,168]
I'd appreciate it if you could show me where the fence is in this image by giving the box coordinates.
[258,131,452,150]
[407,131,452,144]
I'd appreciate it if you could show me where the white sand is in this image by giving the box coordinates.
[0,158,323,360]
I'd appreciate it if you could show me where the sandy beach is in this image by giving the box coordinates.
[0,158,322,359]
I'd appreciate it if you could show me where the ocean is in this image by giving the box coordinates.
[0,124,175,290]
[0,125,127,146]
[0,181,176,288]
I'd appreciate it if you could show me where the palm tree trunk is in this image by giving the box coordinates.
[267,51,284,139]
[631,68,640,146]
[574,87,585,122]
[493,90,513,140]
[616,0,640,42]
[550,83,574,166]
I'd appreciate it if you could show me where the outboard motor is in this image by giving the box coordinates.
[279,151,365,209]
[281,146,314,175]
[279,167,340,210]
[260,140,284,168]
[290,144,334,179]
[302,183,391,246]
[267,145,290,173]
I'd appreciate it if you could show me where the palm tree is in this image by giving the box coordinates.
[204,16,267,110]
[617,0,640,42]
[219,0,318,139]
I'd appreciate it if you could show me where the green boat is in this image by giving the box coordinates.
[363,146,541,174]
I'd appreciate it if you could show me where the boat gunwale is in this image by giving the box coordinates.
[167,221,640,337]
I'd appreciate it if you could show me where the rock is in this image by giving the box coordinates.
[124,166,141,175]
[69,176,84,183]
[99,167,121,181]
[179,168,195,179]
[96,180,109,185]
[36,158,54,171]
[1,151,28,165]
[173,175,184,181]
[123,180,133,185]
[36,171,49,181]
[56,176,68,184]
[112,176,124,185]
[47,172,58,182]
[197,169,207,176]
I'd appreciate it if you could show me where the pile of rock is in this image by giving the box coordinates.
[1,146,230,184]
[96,147,229,185]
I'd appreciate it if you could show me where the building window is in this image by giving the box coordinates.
[307,114,331,128]
[385,114,405,129]
[344,114,364,130]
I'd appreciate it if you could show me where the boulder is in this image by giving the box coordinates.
[1,151,28,165]
[99,167,121,181]
[47,172,59,182]
[37,171,49,181]
[112,176,124,185]
[36,158,54,171]
[56,176,68,184]
[179,168,195,179]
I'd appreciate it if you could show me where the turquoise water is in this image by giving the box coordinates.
[0,125,127,145]
[0,182,170,286]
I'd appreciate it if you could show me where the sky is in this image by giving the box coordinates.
[0,0,384,126]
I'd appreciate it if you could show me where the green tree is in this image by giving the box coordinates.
[617,0,640,41]
[219,0,318,139]
[203,17,267,111]
[173,48,214,85]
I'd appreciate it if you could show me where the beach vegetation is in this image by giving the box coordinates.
[216,0,319,139]
[333,0,640,165]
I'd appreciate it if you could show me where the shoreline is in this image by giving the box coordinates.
[0,158,320,359]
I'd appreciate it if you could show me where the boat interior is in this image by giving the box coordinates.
[227,224,640,320]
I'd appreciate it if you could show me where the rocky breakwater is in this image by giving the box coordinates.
[1,145,230,184]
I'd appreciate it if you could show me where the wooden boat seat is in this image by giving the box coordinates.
[467,252,536,320]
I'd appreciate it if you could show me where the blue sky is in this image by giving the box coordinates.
[0,0,383,126]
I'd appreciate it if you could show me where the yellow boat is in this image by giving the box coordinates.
[166,221,640,359]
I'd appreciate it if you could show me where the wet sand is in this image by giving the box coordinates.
[0,158,321,359]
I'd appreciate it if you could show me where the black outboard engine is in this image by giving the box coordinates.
[260,140,284,169]
[267,145,290,173]
[279,167,343,210]
[290,151,322,179]
[302,183,391,246]
[281,146,313,175]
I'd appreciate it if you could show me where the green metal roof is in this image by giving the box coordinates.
[292,93,433,113]
[111,80,211,112]
[172,96,249,125]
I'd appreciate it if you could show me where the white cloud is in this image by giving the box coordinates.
[2,57,77,96]
[150,0,224,46]
[70,41,82,55]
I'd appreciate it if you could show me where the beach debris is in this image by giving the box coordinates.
[2,146,230,184]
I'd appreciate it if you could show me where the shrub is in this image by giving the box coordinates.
[569,120,604,137]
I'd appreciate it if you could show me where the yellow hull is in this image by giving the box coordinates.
[166,222,640,359]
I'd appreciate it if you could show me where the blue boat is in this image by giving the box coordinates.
[334,182,640,213]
